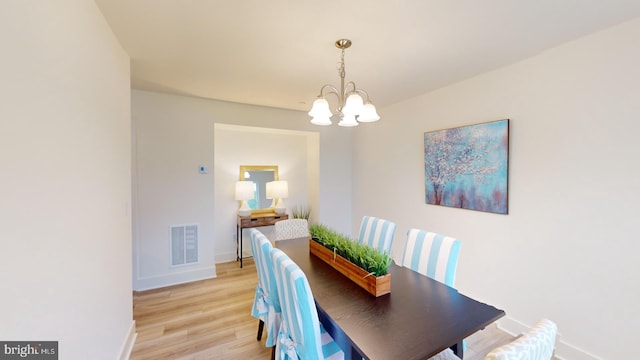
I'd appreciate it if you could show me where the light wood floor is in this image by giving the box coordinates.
[130,259,515,360]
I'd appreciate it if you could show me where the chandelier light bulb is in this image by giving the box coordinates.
[308,98,332,117]
[338,114,359,127]
[342,93,364,116]
[357,103,380,122]
[309,97,333,125]
[310,115,332,126]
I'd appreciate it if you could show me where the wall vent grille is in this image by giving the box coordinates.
[170,224,199,266]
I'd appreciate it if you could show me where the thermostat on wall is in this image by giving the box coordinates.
[199,165,208,174]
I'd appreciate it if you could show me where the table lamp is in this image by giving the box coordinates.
[235,181,254,217]
[265,181,276,208]
[269,180,288,214]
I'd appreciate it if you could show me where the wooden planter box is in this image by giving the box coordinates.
[309,239,391,297]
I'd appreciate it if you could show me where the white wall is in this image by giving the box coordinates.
[132,91,217,290]
[353,17,640,360]
[132,90,352,289]
[0,1,134,359]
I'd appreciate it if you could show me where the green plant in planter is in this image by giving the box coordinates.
[309,223,392,277]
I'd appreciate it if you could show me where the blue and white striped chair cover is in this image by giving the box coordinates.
[401,228,461,287]
[357,216,396,254]
[249,229,281,348]
[274,219,310,241]
[403,228,464,356]
[270,247,345,360]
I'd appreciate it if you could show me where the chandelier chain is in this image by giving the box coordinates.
[338,47,347,108]
[338,48,346,80]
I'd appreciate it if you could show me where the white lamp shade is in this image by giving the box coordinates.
[342,93,364,115]
[235,181,254,217]
[268,180,288,214]
[309,98,333,126]
[357,103,380,122]
[265,181,274,199]
[308,98,332,117]
[338,114,359,127]
[310,115,332,126]
[265,181,276,208]
[270,180,288,198]
[235,181,254,201]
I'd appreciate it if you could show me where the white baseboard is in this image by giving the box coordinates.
[133,267,217,291]
[215,251,238,263]
[118,320,137,360]
[496,316,602,360]
[215,250,255,264]
[554,338,603,360]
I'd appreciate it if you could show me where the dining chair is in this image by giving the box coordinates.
[270,247,345,360]
[429,319,558,360]
[249,229,281,349]
[274,218,310,241]
[484,319,558,360]
[401,228,461,288]
[402,228,464,353]
[357,216,396,254]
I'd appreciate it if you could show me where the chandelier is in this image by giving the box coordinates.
[308,39,380,127]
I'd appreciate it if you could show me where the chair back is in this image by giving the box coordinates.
[485,319,558,360]
[271,247,325,359]
[249,229,281,347]
[274,219,310,241]
[401,228,461,287]
[358,216,396,254]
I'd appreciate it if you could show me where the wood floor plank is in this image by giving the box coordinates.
[130,259,517,359]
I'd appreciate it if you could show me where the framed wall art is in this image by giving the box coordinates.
[424,119,509,214]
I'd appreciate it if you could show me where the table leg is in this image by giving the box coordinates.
[240,227,243,268]
[451,341,464,359]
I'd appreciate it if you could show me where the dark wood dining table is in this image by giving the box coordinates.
[276,237,505,360]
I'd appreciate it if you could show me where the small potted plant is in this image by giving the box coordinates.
[291,205,311,221]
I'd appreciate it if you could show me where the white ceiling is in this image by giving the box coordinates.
[95,0,640,113]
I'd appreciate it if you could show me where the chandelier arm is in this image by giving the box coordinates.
[316,84,343,114]
[342,82,371,102]
[343,81,357,97]
[353,88,373,103]
[318,84,340,98]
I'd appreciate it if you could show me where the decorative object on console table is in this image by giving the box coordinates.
[236,212,288,268]
[267,180,288,214]
[309,223,391,297]
[265,181,276,208]
[235,181,254,217]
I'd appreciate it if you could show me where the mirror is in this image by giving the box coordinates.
[239,165,279,214]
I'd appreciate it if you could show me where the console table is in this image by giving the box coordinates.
[236,212,288,267]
